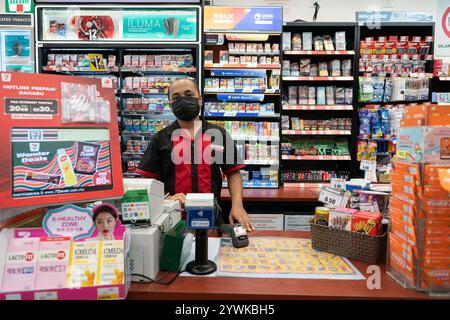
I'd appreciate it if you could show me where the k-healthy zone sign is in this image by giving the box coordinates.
[6,0,34,13]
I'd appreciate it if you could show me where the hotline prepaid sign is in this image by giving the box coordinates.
[0,72,124,209]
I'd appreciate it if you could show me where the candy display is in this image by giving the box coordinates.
[281,137,350,156]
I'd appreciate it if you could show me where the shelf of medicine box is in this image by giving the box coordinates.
[204,89,280,95]
[244,159,279,165]
[283,182,331,188]
[282,76,354,81]
[203,111,280,119]
[282,155,351,161]
[204,63,281,70]
[227,51,280,56]
[282,104,353,111]
[282,130,352,135]
[230,135,280,142]
[222,181,279,188]
[284,50,356,56]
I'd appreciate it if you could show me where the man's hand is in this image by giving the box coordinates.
[168,193,186,205]
[229,205,255,232]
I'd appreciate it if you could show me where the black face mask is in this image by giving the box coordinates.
[171,96,200,121]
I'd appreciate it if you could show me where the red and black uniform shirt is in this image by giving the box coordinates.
[137,120,245,200]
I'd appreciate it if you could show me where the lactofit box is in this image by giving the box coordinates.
[35,237,71,290]
[2,238,40,292]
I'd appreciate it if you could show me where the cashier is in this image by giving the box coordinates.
[137,78,255,231]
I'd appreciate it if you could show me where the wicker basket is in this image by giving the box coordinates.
[310,220,387,264]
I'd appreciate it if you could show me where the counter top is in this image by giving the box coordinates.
[128,230,430,300]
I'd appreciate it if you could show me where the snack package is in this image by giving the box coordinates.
[74,142,101,175]
[359,110,371,137]
[351,211,382,235]
[380,109,390,136]
[370,110,382,138]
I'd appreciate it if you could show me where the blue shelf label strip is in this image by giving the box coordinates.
[216,93,265,101]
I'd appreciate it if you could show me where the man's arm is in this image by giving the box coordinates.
[227,171,255,231]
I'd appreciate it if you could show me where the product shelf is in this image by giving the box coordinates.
[282,130,351,135]
[121,132,156,138]
[228,51,280,56]
[204,63,281,70]
[283,50,355,55]
[438,77,450,81]
[231,136,280,142]
[283,76,354,81]
[203,112,280,119]
[283,182,331,188]
[282,104,353,111]
[282,155,351,161]
[244,159,279,165]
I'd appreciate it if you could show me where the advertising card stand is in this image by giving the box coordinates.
[0,204,131,300]
[0,72,124,209]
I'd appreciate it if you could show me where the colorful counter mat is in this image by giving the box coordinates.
[181,237,365,280]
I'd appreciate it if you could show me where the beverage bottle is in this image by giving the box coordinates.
[57,149,77,187]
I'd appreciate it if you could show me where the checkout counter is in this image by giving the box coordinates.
[124,179,433,300]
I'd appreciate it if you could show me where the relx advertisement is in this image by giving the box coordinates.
[0,72,123,209]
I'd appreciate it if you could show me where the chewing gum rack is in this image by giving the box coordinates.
[387,108,450,296]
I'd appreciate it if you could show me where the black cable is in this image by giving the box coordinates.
[313,2,320,22]
[131,269,185,285]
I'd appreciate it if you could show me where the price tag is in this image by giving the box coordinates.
[360,160,375,171]
[35,291,58,300]
[97,287,120,300]
[265,88,275,94]
[242,88,253,93]
[319,187,347,208]
[5,293,22,300]
[359,203,377,212]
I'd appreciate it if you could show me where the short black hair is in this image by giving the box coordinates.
[168,77,199,97]
[92,204,118,221]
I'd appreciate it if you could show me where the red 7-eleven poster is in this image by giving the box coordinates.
[0,72,123,209]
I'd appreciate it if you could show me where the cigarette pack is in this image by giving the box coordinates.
[204,50,213,64]
[302,32,313,51]
[35,237,71,290]
[283,32,292,50]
